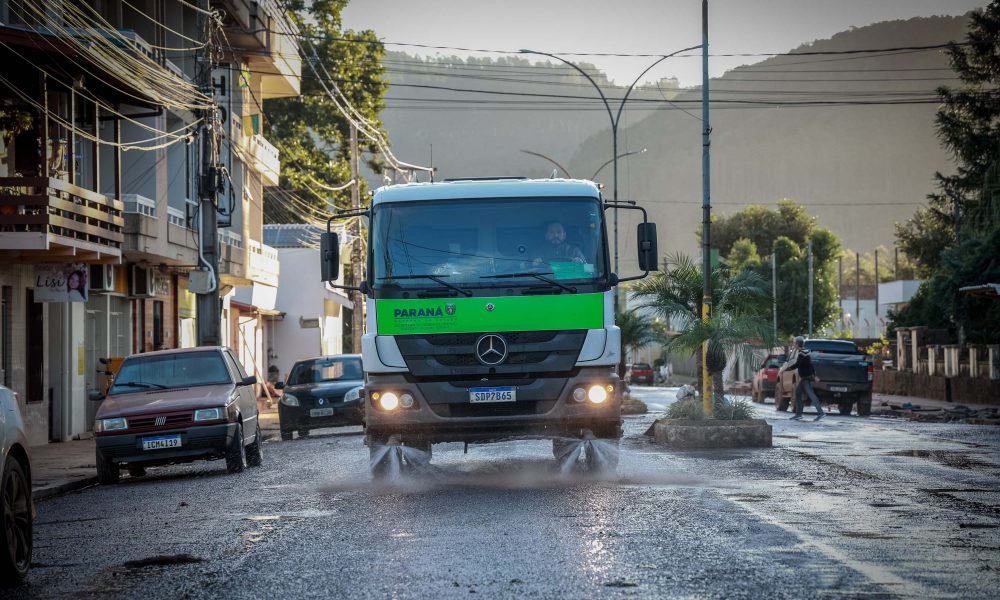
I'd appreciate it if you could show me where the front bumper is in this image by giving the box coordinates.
[95,423,236,466]
[364,368,622,443]
[278,402,363,430]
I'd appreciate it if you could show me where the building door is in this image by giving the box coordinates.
[26,289,43,403]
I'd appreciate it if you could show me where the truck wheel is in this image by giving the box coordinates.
[857,393,873,417]
[584,438,619,473]
[403,440,432,469]
[369,438,396,479]
[838,402,853,416]
[96,448,120,485]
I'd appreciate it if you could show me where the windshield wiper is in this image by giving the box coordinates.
[113,381,167,389]
[481,272,577,294]
[377,274,473,297]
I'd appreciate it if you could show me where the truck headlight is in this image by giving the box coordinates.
[280,394,300,407]
[344,386,362,403]
[588,385,608,404]
[378,392,399,411]
[95,417,128,432]
[194,408,224,422]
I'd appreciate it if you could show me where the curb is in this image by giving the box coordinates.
[34,476,100,502]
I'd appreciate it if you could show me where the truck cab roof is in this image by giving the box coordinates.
[372,178,602,205]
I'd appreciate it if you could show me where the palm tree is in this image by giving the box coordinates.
[616,309,660,364]
[629,252,775,413]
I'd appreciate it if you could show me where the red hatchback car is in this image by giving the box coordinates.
[94,347,263,483]
[628,362,655,385]
[751,353,786,403]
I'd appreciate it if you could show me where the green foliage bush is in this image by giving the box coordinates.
[666,396,757,421]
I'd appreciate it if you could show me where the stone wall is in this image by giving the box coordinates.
[873,370,1000,406]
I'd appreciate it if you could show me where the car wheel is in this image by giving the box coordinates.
[838,402,853,416]
[96,448,120,485]
[0,458,32,586]
[246,422,264,467]
[857,393,873,417]
[280,429,293,441]
[584,437,619,474]
[226,422,247,474]
[127,465,146,478]
[775,385,789,412]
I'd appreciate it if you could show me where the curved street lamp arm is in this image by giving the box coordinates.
[519,149,572,178]
[591,149,647,181]
[614,44,703,126]
[520,49,615,127]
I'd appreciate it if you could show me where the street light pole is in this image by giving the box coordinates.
[591,148,647,181]
[520,148,649,181]
[519,149,572,178]
[700,0,713,416]
[520,45,700,315]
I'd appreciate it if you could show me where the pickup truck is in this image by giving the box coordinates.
[775,339,873,416]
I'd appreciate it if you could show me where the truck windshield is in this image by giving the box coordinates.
[371,197,608,292]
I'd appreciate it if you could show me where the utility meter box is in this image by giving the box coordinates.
[188,269,213,294]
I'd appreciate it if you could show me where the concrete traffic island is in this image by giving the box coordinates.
[650,418,772,449]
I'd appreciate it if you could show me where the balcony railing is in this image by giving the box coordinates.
[0,177,124,256]
[249,135,280,186]
[246,238,280,286]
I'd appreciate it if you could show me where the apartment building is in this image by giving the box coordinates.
[0,0,299,444]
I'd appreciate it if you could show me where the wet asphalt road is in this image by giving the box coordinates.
[4,387,1000,599]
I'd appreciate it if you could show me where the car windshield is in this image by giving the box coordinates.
[109,352,230,395]
[370,196,608,294]
[287,357,363,386]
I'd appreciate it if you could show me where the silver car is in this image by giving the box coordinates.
[1,385,32,585]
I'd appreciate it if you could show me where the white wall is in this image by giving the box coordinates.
[269,247,350,380]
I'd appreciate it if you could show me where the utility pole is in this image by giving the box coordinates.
[349,123,363,354]
[700,0,713,417]
[195,0,221,347]
[855,251,861,339]
[772,252,778,347]
[874,249,880,318]
[807,237,813,336]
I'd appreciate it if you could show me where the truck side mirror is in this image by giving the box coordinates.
[637,222,658,271]
[321,231,340,282]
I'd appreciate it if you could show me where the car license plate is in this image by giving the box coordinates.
[830,385,849,392]
[310,408,335,417]
[142,435,181,451]
[469,387,516,403]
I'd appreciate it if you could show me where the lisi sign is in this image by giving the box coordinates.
[34,264,89,302]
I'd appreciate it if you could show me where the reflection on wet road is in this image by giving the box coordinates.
[9,386,1000,599]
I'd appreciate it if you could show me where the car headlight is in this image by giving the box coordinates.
[194,407,224,422]
[280,393,300,407]
[344,386,362,403]
[95,417,128,432]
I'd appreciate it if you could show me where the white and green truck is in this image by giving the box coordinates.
[320,177,657,475]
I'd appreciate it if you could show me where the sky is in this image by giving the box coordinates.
[341,0,987,87]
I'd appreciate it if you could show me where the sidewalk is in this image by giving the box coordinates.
[29,399,280,502]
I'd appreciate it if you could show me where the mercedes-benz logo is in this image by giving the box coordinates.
[475,334,509,366]
[318,398,325,405]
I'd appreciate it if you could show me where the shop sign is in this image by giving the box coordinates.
[34,263,89,302]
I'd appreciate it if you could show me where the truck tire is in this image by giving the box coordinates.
[584,438,619,473]
[857,393,873,417]
[838,402,853,416]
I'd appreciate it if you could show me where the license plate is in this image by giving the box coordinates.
[310,408,335,417]
[469,387,516,403]
[830,385,848,392]
[142,435,181,451]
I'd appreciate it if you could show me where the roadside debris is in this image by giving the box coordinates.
[878,402,1000,424]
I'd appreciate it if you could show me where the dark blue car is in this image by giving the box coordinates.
[277,355,364,440]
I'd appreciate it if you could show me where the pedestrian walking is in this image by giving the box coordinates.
[782,336,825,421]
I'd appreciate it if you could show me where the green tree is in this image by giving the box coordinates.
[630,253,774,406]
[705,200,841,337]
[615,309,661,363]
[895,3,1000,273]
[263,0,388,223]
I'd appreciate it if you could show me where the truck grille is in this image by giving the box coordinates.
[431,400,555,418]
[395,330,587,377]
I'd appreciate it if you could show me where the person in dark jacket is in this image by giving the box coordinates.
[786,336,825,421]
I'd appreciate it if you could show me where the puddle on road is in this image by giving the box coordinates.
[121,554,204,569]
[886,449,1000,472]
